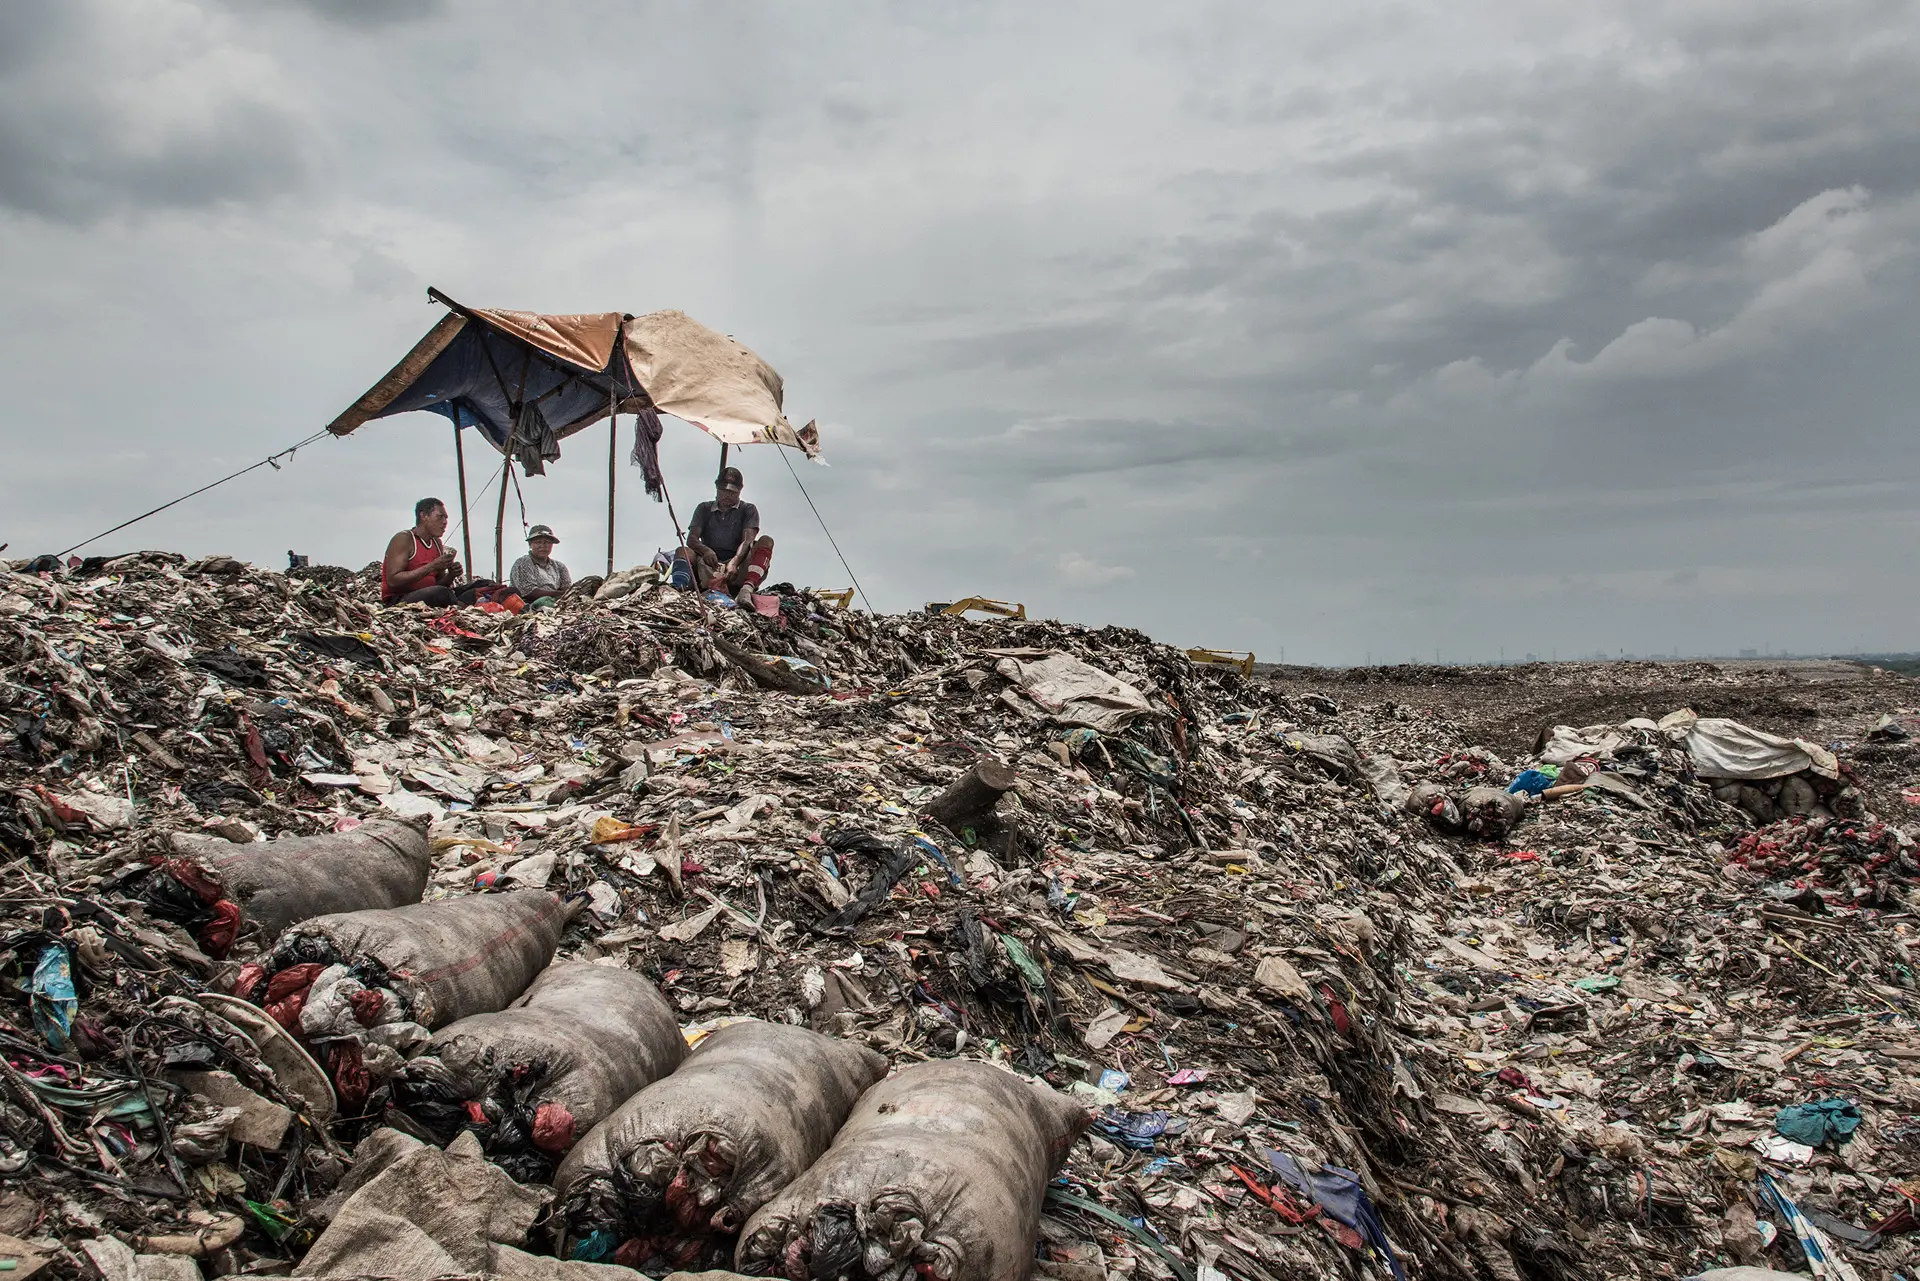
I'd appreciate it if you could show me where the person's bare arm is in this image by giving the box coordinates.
[384,533,452,594]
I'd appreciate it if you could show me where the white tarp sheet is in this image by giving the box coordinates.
[622,311,820,457]
[1537,709,1837,781]
[993,652,1156,734]
[1685,716,1838,781]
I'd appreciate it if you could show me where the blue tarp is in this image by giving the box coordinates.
[328,302,644,476]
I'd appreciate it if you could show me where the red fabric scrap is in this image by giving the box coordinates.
[32,785,85,826]
[348,988,386,1027]
[231,963,267,1001]
[532,1102,576,1153]
[156,856,226,904]
[466,1100,490,1125]
[237,713,271,788]
[265,991,309,1033]
[329,1041,370,1111]
[1497,1066,1534,1092]
[266,963,325,1003]
[196,900,242,959]
[1320,983,1352,1036]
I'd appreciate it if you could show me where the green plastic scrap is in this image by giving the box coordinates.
[999,934,1047,990]
[245,1199,298,1242]
[1045,1188,1195,1281]
[1572,975,1621,993]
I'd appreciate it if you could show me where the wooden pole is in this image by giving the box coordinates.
[494,451,511,583]
[452,422,474,578]
[718,442,729,483]
[606,402,617,578]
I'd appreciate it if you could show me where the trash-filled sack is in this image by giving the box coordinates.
[737,1059,1091,1281]
[393,961,688,1181]
[553,1020,887,1272]
[239,890,570,1110]
[138,817,432,958]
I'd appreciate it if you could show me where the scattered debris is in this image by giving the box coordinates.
[4,551,1920,1279]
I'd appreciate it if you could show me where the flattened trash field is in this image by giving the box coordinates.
[5,551,1920,1280]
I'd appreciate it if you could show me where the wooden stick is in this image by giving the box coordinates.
[606,403,618,578]
[453,421,474,577]
[493,451,511,583]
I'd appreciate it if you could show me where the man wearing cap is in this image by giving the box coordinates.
[682,466,774,604]
[509,525,572,606]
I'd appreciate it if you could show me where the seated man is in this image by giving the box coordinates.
[509,524,571,606]
[381,497,470,606]
[679,466,773,604]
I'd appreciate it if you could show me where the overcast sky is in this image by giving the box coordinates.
[3,0,1916,663]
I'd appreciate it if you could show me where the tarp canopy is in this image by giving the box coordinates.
[327,301,643,475]
[328,292,820,473]
[624,310,818,457]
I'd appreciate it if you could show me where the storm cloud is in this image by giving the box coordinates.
[2,0,1915,662]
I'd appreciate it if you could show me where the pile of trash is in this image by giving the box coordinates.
[2,549,1919,1281]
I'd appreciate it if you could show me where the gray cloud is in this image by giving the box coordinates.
[0,1,307,221]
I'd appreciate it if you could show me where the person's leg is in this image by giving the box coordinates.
[670,546,696,589]
[390,585,456,606]
[742,535,773,594]
[725,536,774,599]
[697,549,730,592]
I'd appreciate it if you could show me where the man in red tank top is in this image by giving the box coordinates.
[381,498,464,605]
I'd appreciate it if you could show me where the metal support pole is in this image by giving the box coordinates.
[606,401,617,578]
[717,442,729,483]
[452,422,474,578]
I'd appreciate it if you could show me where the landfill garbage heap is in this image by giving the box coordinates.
[2,550,1918,1281]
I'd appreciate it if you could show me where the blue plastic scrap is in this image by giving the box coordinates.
[31,943,77,1050]
[1507,768,1559,796]
[1759,1171,1858,1280]
[1265,1151,1407,1281]
[1094,1107,1188,1151]
[907,833,962,886]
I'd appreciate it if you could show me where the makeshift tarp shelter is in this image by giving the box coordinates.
[327,288,818,578]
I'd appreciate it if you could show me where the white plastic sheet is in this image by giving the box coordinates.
[993,652,1156,734]
[1686,717,1838,781]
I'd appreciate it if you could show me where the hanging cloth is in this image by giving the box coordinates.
[629,407,665,501]
[514,400,560,475]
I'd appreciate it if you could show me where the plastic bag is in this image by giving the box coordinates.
[738,1059,1091,1281]
[394,962,687,1181]
[554,1020,887,1272]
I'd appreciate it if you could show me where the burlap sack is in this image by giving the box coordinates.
[272,890,569,1029]
[198,817,433,942]
[737,1060,1090,1281]
[395,962,687,1177]
[554,1021,886,1272]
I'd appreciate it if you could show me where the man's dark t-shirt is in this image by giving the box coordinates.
[690,500,759,559]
